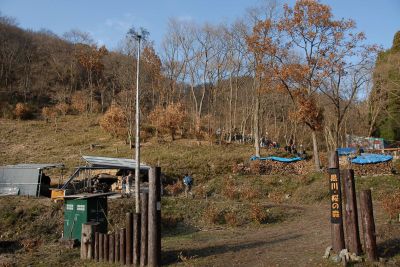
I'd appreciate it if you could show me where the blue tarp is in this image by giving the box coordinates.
[337,147,357,156]
[351,153,393,165]
[250,155,303,163]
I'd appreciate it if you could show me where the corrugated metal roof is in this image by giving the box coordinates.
[82,156,150,170]
[1,163,64,169]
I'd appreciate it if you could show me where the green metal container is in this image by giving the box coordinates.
[63,196,108,241]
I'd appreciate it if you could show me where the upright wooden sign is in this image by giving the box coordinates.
[329,168,342,224]
[328,151,345,253]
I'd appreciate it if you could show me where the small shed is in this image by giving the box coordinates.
[63,193,113,241]
[0,163,64,196]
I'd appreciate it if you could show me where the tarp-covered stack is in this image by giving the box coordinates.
[350,154,393,176]
[233,156,309,175]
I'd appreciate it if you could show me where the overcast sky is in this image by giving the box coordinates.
[1,0,399,51]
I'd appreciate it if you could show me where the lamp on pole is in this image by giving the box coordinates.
[127,27,148,214]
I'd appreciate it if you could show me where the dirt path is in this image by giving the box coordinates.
[163,203,332,266]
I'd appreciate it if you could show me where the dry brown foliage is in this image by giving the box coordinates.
[99,105,127,138]
[71,91,89,114]
[21,238,42,252]
[41,107,52,122]
[250,203,268,224]
[14,103,30,120]
[193,185,206,199]
[148,102,187,140]
[54,102,69,116]
[161,215,182,228]
[381,191,400,220]
[224,210,238,227]
[203,204,220,224]
[222,178,237,199]
[164,180,184,196]
[268,191,284,204]
[232,163,250,174]
[241,186,260,200]
[91,101,101,114]
[289,94,323,131]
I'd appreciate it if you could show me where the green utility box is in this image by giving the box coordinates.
[63,196,108,241]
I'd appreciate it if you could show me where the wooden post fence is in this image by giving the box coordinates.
[360,189,378,261]
[94,232,99,262]
[134,212,141,265]
[120,228,126,265]
[140,192,149,267]
[109,232,115,263]
[342,169,362,255]
[80,166,161,265]
[126,212,133,264]
[148,166,162,267]
[328,151,345,253]
[99,233,104,261]
[80,222,98,260]
[104,233,109,262]
[115,231,120,263]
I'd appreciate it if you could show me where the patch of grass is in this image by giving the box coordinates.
[355,175,400,200]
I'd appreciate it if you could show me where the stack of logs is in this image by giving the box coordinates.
[350,161,393,176]
[233,160,309,175]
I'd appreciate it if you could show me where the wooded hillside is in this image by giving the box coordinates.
[0,1,398,169]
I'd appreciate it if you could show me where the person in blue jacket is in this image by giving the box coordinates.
[183,173,193,198]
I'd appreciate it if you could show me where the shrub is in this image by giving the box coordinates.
[203,204,223,224]
[381,191,400,220]
[224,210,238,227]
[14,103,31,120]
[193,185,206,199]
[164,181,184,196]
[41,107,52,122]
[99,105,127,138]
[148,102,187,140]
[91,100,101,114]
[241,185,260,200]
[222,178,237,199]
[54,102,70,116]
[41,107,59,122]
[0,102,14,119]
[71,91,89,114]
[161,215,183,229]
[250,203,268,224]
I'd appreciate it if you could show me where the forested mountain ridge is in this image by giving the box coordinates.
[372,31,400,141]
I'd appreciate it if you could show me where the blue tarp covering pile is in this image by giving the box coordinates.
[351,153,393,165]
[337,147,357,156]
[250,155,303,163]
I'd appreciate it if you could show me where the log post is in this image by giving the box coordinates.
[109,232,115,263]
[94,231,99,262]
[80,222,98,259]
[140,193,149,267]
[120,228,126,265]
[342,169,362,255]
[104,233,109,262]
[148,166,162,267]
[115,231,120,263]
[134,212,141,265]
[126,212,133,264]
[328,151,345,254]
[99,233,104,262]
[360,190,378,261]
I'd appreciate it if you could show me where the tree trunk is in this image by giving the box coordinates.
[311,130,321,171]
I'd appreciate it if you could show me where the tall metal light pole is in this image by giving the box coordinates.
[134,34,141,214]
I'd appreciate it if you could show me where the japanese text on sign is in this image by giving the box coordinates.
[329,169,342,224]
